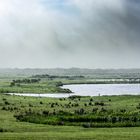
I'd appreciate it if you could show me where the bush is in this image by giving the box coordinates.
[0,128,8,132]
[92,108,98,113]
[120,109,126,113]
[2,106,6,110]
[75,108,84,115]
[43,110,49,115]
[84,103,87,107]
[68,96,81,100]
[40,101,43,104]
[90,98,93,102]
[95,102,104,106]
[58,121,64,125]
[89,102,92,106]
[100,108,107,113]
[2,98,6,101]
[4,101,10,105]
[51,103,55,108]
[83,123,91,128]
[136,103,140,109]
[29,104,33,107]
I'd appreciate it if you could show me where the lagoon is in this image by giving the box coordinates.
[6,84,140,98]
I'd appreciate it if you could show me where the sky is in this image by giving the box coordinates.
[0,0,140,68]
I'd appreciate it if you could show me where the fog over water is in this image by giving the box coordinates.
[0,0,140,68]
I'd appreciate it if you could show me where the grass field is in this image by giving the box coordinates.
[1,94,140,139]
[0,72,140,139]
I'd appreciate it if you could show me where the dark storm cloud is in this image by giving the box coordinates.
[71,0,140,49]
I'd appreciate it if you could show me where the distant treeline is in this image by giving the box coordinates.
[31,74,85,80]
[1,68,140,79]
[12,79,41,83]
[10,78,41,86]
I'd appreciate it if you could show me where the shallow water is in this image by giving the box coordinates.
[7,93,73,98]
[5,84,140,98]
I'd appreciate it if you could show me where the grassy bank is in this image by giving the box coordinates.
[0,80,72,94]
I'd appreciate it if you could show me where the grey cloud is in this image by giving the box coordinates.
[0,0,140,68]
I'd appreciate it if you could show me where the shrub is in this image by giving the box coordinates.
[4,101,10,105]
[136,104,140,109]
[112,117,117,123]
[95,102,104,106]
[100,107,107,113]
[75,108,85,115]
[75,103,79,107]
[120,109,126,113]
[83,123,91,128]
[58,121,64,125]
[29,104,33,107]
[90,98,93,102]
[2,106,7,110]
[68,96,81,100]
[40,101,43,104]
[0,128,8,132]
[2,98,6,101]
[43,110,49,115]
[84,103,87,107]
[51,103,55,108]
[92,108,98,113]
[89,102,92,106]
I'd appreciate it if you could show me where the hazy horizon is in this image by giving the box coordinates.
[0,0,140,68]
[0,67,140,70]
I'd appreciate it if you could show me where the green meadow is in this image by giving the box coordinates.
[1,94,140,139]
